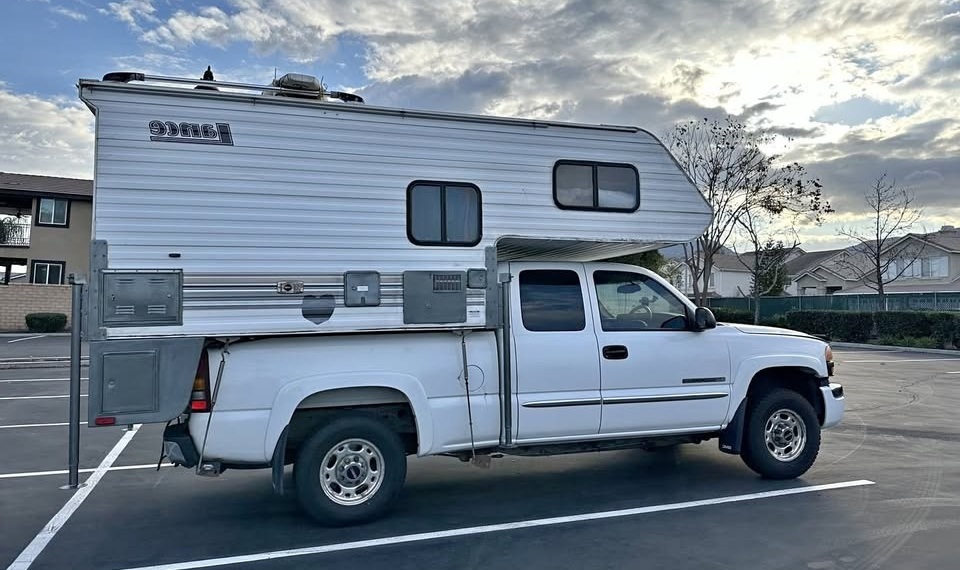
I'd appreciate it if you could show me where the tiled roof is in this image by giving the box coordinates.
[710,253,752,272]
[785,249,844,276]
[0,172,92,199]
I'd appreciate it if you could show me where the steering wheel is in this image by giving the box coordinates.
[628,303,653,320]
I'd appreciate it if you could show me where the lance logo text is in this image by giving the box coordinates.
[148,120,234,146]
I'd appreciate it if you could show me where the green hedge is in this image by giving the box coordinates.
[784,310,960,347]
[24,312,67,333]
[711,307,754,324]
[785,311,874,342]
[874,311,931,338]
[929,313,960,348]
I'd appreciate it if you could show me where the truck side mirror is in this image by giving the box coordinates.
[692,307,717,331]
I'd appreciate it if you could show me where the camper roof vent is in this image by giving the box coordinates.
[273,73,322,93]
[268,73,365,104]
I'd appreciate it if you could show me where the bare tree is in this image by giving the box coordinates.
[668,117,829,306]
[834,174,924,306]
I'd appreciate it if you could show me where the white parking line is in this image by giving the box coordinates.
[119,479,875,570]
[841,358,960,364]
[0,394,87,401]
[0,377,87,383]
[0,422,80,430]
[7,335,46,344]
[947,371,960,374]
[0,463,174,480]
[6,424,142,570]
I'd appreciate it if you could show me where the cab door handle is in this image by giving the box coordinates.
[602,345,629,360]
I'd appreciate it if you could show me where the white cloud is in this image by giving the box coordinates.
[9,0,960,240]
[100,0,157,31]
[50,5,86,21]
[0,88,93,179]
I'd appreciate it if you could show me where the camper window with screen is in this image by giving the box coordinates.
[407,181,482,246]
[553,161,639,212]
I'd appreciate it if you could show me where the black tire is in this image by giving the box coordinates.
[741,388,820,480]
[294,414,407,526]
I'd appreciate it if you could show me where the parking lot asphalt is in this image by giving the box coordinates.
[2,349,959,570]
[0,335,86,361]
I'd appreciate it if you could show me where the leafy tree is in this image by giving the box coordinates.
[668,117,829,307]
[608,250,667,273]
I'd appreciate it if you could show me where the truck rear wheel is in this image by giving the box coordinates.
[294,414,407,526]
[741,388,820,479]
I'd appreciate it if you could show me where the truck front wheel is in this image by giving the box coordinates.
[741,388,820,479]
[294,414,407,526]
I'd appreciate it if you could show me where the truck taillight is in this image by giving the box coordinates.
[190,349,211,412]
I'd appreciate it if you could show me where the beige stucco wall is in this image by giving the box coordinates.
[0,198,91,280]
[27,199,91,277]
[794,274,824,295]
[0,283,72,331]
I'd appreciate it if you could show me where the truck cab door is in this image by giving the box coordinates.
[587,267,731,435]
[509,263,601,442]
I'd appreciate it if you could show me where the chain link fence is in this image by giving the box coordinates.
[707,292,960,319]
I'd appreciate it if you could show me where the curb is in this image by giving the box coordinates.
[0,333,72,337]
[832,342,960,356]
[0,357,88,370]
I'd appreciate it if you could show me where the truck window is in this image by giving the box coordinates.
[519,270,586,332]
[593,270,688,331]
[553,161,639,212]
[407,181,481,246]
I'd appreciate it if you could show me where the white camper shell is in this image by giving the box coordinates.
[79,72,711,340]
[77,72,843,527]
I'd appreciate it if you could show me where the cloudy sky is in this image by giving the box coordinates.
[2,0,958,249]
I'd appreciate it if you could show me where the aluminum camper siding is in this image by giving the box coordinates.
[81,80,711,338]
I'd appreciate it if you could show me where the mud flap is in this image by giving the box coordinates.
[719,400,747,455]
[271,426,289,496]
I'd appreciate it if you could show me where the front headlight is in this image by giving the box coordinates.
[825,344,835,376]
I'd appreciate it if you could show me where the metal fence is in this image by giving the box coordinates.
[708,292,960,319]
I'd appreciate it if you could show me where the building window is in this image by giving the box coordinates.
[31,261,65,285]
[553,161,639,212]
[36,198,70,227]
[884,256,948,280]
[407,181,481,246]
[519,270,586,332]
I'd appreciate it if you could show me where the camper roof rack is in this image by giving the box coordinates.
[99,69,365,104]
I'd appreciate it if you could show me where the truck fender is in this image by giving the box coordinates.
[263,371,434,462]
[728,354,826,422]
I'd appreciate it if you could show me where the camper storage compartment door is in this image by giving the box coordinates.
[88,337,204,426]
[101,270,182,327]
[403,271,467,324]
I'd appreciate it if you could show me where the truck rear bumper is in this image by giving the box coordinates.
[820,383,844,428]
[163,422,199,468]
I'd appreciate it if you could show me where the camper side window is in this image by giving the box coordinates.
[407,181,482,246]
[553,161,639,212]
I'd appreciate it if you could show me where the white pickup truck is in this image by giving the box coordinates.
[77,70,843,527]
[162,261,843,525]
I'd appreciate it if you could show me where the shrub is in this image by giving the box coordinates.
[928,312,960,349]
[875,335,941,349]
[711,307,754,324]
[785,310,874,342]
[760,315,788,329]
[874,311,931,339]
[25,312,67,333]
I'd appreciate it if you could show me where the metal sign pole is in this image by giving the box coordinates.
[64,273,85,490]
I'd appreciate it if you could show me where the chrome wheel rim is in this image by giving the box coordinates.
[319,438,385,506]
[764,408,806,462]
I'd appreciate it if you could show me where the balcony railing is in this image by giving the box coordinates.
[0,219,31,247]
